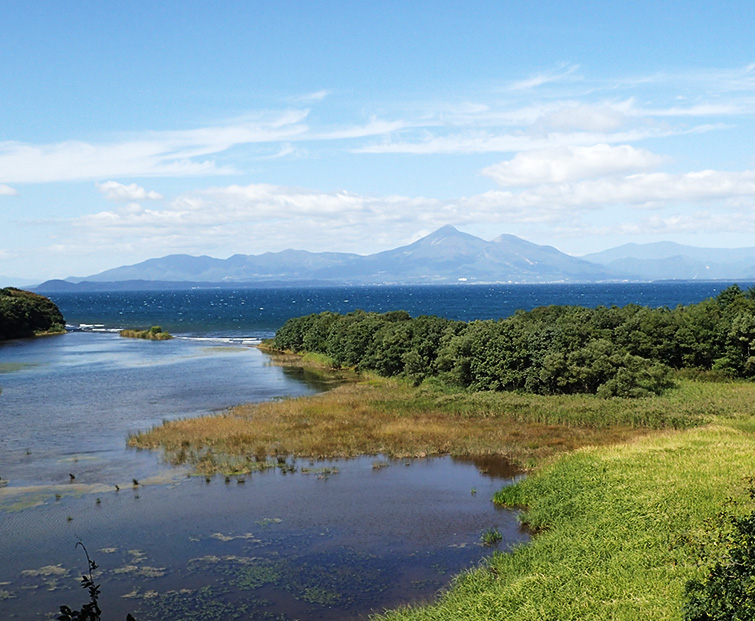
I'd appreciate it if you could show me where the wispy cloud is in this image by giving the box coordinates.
[354,126,678,155]
[0,111,309,183]
[314,118,410,140]
[0,184,18,196]
[4,63,755,184]
[289,89,331,103]
[508,64,581,91]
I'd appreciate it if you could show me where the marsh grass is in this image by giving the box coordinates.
[128,378,656,474]
[127,370,755,477]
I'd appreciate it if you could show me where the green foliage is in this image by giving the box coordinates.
[480,527,503,546]
[119,326,173,340]
[272,285,755,397]
[0,287,65,340]
[683,485,755,620]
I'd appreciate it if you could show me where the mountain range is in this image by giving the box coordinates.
[33,226,755,291]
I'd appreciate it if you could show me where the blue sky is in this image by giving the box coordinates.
[3,1,755,282]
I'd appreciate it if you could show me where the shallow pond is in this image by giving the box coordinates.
[0,332,527,619]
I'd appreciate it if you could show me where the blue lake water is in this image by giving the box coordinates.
[0,282,746,619]
[48,281,746,338]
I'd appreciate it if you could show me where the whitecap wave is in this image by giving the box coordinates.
[68,323,122,333]
[176,336,262,346]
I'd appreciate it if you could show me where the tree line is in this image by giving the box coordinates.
[272,285,755,397]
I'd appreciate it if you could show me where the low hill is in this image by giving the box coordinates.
[0,288,66,340]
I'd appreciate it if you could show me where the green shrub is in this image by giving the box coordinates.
[270,285,755,398]
[684,509,755,619]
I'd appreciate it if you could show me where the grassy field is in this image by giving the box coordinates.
[128,359,755,619]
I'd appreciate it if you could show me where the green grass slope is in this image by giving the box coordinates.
[378,388,755,620]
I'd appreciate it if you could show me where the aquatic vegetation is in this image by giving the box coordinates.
[189,547,390,611]
[56,542,132,621]
[128,584,251,620]
[128,372,751,475]
[210,532,260,543]
[299,466,339,475]
[119,326,173,340]
[21,564,69,578]
[113,564,167,578]
[0,362,39,373]
[480,528,503,546]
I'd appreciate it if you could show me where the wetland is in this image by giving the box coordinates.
[0,332,527,619]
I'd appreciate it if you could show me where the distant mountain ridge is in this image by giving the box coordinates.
[582,242,755,281]
[32,227,755,291]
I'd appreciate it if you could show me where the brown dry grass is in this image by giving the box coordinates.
[127,375,687,474]
[129,347,755,475]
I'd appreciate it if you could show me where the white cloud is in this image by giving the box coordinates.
[555,170,755,207]
[481,144,666,187]
[639,103,745,117]
[66,163,755,261]
[96,181,163,201]
[563,210,755,242]
[467,169,755,214]
[0,111,310,183]
[355,126,676,155]
[314,118,410,140]
[71,183,448,256]
[0,184,18,196]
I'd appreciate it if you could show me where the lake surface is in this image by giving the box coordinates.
[49,281,747,339]
[0,282,746,618]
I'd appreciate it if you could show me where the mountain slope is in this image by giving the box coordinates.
[45,226,612,288]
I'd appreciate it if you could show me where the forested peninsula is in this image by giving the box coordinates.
[272,284,755,397]
[0,287,65,341]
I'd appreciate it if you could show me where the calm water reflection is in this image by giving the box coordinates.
[1,456,527,620]
[0,333,527,619]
